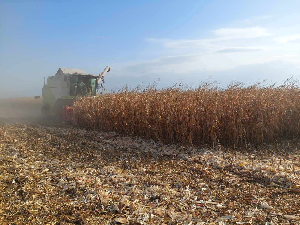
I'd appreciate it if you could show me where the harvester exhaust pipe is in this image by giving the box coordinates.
[97,66,110,85]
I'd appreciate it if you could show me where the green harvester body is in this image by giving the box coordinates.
[42,67,110,116]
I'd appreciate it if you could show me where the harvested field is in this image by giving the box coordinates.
[0,122,299,224]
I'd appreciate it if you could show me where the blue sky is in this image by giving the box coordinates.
[1,0,300,97]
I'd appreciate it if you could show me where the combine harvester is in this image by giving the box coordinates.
[41,66,110,123]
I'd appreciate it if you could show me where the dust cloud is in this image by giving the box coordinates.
[0,98,43,125]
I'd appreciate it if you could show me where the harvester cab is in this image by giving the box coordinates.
[41,66,110,119]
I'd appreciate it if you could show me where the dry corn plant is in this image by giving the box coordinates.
[73,81,300,147]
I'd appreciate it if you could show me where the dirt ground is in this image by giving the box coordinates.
[0,104,299,224]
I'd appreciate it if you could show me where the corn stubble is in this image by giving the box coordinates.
[74,83,300,147]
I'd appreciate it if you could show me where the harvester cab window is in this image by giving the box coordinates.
[70,76,78,96]
[90,79,96,96]
[70,76,96,96]
[77,79,87,96]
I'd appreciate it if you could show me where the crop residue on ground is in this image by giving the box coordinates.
[0,123,299,224]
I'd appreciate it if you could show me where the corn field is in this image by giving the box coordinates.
[73,82,300,147]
